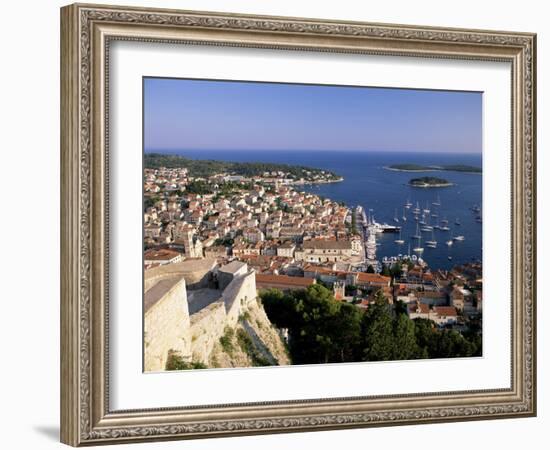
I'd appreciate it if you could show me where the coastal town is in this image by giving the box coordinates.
[143,160,482,347]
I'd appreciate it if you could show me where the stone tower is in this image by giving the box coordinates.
[333,280,345,301]
[174,222,203,258]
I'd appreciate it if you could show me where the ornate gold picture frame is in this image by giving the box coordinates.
[60,3,536,446]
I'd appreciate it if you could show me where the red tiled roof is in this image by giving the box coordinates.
[433,306,458,317]
[144,249,181,261]
[355,273,391,285]
[256,274,315,288]
[408,303,430,314]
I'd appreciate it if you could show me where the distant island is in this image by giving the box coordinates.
[144,152,342,183]
[409,176,453,188]
[386,164,481,174]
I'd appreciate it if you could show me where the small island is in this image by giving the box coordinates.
[408,176,453,188]
[386,163,481,174]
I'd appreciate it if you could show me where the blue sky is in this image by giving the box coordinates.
[144,77,482,154]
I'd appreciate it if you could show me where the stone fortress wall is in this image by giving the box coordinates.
[144,257,216,291]
[143,277,191,372]
[188,301,227,364]
[144,258,257,371]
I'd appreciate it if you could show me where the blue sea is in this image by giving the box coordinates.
[157,150,482,271]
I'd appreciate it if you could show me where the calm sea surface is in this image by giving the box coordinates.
[161,150,482,271]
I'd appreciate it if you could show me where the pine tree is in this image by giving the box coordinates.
[392,314,419,360]
[362,292,394,361]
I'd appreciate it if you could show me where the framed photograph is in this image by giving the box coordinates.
[60,3,536,446]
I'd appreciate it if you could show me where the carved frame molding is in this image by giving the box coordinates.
[61,3,536,446]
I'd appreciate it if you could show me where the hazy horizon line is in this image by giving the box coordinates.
[145,148,483,155]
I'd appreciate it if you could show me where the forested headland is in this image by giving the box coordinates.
[144,152,340,180]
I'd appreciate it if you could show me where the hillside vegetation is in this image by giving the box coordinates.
[409,176,452,187]
[260,285,481,364]
[145,152,339,180]
[387,163,481,173]
[208,299,291,368]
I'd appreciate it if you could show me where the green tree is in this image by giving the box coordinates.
[260,284,480,365]
[261,285,363,365]
[143,195,160,211]
[435,330,478,358]
[260,289,296,329]
[390,262,403,278]
[394,300,408,316]
[330,302,363,362]
[392,314,419,360]
[381,265,391,277]
[292,285,341,364]
[413,318,437,357]
[362,293,395,361]
[185,180,213,195]
[366,265,375,274]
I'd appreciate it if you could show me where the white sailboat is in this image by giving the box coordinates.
[394,228,405,245]
[411,223,421,240]
[404,198,412,209]
[432,194,441,206]
[393,209,399,223]
[420,215,433,232]
[412,201,421,215]
[402,208,407,222]
[423,201,431,214]
[426,230,437,248]
[413,235,424,253]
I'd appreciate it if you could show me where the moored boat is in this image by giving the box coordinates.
[413,236,424,253]
[411,223,421,240]
[426,230,437,248]
[394,229,405,245]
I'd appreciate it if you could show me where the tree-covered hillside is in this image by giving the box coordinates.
[260,285,481,365]
[144,153,340,180]
[387,163,481,173]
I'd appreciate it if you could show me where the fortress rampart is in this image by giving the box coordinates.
[143,276,191,372]
[144,259,257,371]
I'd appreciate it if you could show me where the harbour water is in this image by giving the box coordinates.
[159,150,482,271]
